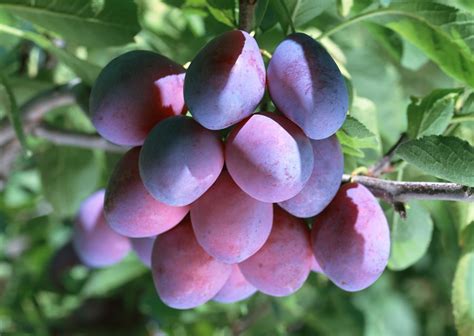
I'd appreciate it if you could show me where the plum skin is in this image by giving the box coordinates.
[279,135,344,218]
[130,236,156,268]
[139,116,224,207]
[267,33,348,140]
[184,30,266,130]
[312,183,390,292]
[225,113,314,203]
[151,217,232,309]
[90,50,186,146]
[239,207,312,297]
[104,147,189,238]
[191,170,273,264]
[213,264,257,303]
[73,190,131,268]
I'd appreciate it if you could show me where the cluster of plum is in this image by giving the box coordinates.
[72,30,391,309]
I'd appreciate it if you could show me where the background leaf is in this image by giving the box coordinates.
[397,135,474,186]
[388,202,434,271]
[452,252,474,336]
[337,115,379,158]
[271,0,332,33]
[368,2,474,87]
[38,146,103,217]
[0,0,141,47]
[81,257,148,298]
[407,88,463,139]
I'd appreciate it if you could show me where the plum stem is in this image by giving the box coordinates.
[238,0,257,32]
[368,133,408,177]
[342,174,474,203]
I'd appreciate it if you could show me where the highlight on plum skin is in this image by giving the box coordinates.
[225,113,314,203]
[279,135,344,218]
[191,170,273,264]
[267,33,348,140]
[104,147,189,238]
[139,115,224,207]
[90,50,186,146]
[73,190,131,268]
[213,265,257,304]
[130,236,156,268]
[312,183,390,292]
[184,30,266,130]
[151,217,232,309]
[239,207,312,297]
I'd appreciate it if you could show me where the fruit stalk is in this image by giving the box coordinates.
[238,0,257,32]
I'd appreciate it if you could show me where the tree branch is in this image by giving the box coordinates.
[343,174,474,203]
[238,0,257,32]
[0,79,89,146]
[33,124,126,153]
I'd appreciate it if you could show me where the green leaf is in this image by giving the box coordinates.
[0,23,99,84]
[397,135,474,186]
[271,0,332,34]
[407,89,463,139]
[337,0,354,17]
[337,115,379,157]
[452,252,474,336]
[38,146,103,217]
[461,222,474,253]
[323,2,474,87]
[364,23,403,62]
[0,0,140,47]
[207,0,236,27]
[254,0,270,30]
[460,92,474,115]
[388,202,434,271]
[0,74,27,151]
[353,276,420,336]
[81,256,148,297]
[370,2,474,87]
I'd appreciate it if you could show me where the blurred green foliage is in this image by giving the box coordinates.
[0,0,473,335]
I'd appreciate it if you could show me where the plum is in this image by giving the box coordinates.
[239,207,312,297]
[90,50,186,145]
[139,116,224,206]
[226,113,313,203]
[267,33,348,140]
[151,217,231,309]
[213,265,257,303]
[130,236,156,268]
[73,190,131,268]
[191,170,273,264]
[184,30,265,130]
[279,135,343,218]
[312,183,390,291]
[104,147,189,237]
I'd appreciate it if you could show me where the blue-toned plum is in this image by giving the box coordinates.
[279,135,343,218]
[184,30,265,130]
[225,113,313,203]
[312,183,390,291]
[90,50,186,145]
[104,147,189,237]
[191,170,273,264]
[151,217,232,309]
[267,33,348,140]
[239,207,312,297]
[131,236,156,268]
[213,265,257,303]
[73,190,131,268]
[139,116,224,206]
